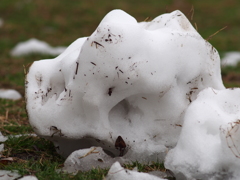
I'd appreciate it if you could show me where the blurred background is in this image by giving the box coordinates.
[0,0,240,94]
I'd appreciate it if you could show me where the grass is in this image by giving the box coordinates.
[1,135,165,179]
[0,0,240,179]
[1,136,109,180]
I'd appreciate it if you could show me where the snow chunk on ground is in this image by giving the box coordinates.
[105,161,165,180]
[0,89,22,100]
[26,9,224,168]
[165,88,240,180]
[11,38,66,56]
[221,51,240,67]
[61,147,125,173]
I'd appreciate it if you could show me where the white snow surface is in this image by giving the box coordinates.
[105,161,165,180]
[61,147,125,173]
[0,89,22,100]
[26,9,226,176]
[221,51,240,67]
[165,88,240,180]
[19,176,38,180]
[11,38,66,56]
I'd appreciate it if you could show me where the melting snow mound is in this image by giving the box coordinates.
[165,88,240,180]
[26,9,224,170]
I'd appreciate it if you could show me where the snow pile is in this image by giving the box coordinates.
[0,89,22,100]
[221,51,240,67]
[105,162,165,180]
[26,9,224,174]
[11,38,66,56]
[165,88,240,179]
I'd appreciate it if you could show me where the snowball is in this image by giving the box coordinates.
[165,88,240,179]
[0,89,22,100]
[221,51,240,67]
[11,38,66,56]
[26,9,224,167]
[105,161,165,180]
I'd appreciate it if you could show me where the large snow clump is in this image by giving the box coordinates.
[26,9,224,170]
[165,88,240,179]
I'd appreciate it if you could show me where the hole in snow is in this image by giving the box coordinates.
[109,98,144,134]
[115,136,126,156]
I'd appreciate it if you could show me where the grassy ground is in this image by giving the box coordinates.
[0,0,240,179]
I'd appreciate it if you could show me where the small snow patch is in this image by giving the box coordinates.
[11,38,66,56]
[221,51,240,67]
[0,89,22,100]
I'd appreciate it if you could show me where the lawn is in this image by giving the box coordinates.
[0,0,240,179]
